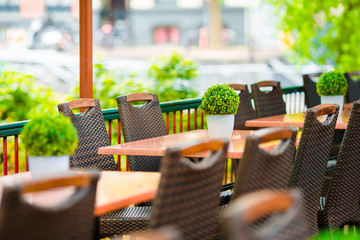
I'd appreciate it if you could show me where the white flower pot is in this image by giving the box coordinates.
[29,155,70,177]
[206,115,234,138]
[320,95,344,113]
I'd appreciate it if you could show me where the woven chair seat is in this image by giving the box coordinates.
[99,206,152,236]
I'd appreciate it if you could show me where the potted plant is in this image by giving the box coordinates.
[21,112,78,176]
[316,70,348,112]
[200,84,240,138]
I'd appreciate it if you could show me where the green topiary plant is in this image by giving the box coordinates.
[316,71,348,96]
[21,112,78,156]
[200,84,240,115]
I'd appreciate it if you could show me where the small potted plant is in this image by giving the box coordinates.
[21,112,78,176]
[200,84,240,138]
[316,70,348,112]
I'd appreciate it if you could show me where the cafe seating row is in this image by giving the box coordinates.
[2,101,360,239]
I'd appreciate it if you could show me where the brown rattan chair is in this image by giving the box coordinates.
[344,71,360,103]
[222,190,311,240]
[232,127,297,199]
[321,100,360,229]
[228,83,257,130]
[303,73,322,108]
[99,139,229,239]
[0,173,99,240]
[250,81,286,118]
[219,127,297,213]
[116,92,167,172]
[289,104,339,234]
[57,98,117,171]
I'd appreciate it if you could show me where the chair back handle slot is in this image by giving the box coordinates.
[180,140,224,156]
[68,98,96,110]
[312,104,338,116]
[253,127,294,144]
[256,81,278,88]
[126,92,154,102]
[228,84,247,91]
[242,191,293,223]
[21,175,93,194]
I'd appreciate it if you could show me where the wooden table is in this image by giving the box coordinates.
[0,171,161,216]
[98,130,289,159]
[245,110,351,129]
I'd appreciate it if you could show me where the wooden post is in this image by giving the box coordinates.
[79,0,93,99]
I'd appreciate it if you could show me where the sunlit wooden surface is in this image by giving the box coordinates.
[245,110,351,129]
[0,171,161,216]
[98,130,283,159]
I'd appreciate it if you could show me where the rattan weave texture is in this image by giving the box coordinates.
[232,85,257,130]
[0,174,99,240]
[289,104,339,234]
[232,128,298,199]
[251,81,286,118]
[223,190,310,240]
[116,94,167,172]
[99,141,228,239]
[323,100,360,229]
[58,99,117,170]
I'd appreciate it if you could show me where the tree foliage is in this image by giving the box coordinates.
[0,66,57,122]
[266,0,360,72]
[68,56,149,109]
[148,50,198,101]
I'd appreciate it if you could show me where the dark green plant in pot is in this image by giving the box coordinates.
[21,112,78,156]
[316,71,348,96]
[200,84,240,115]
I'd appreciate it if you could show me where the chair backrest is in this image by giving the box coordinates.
[150,139,229,240]
[0,173,99,240]
[58,98,117,171]
[324,100,360,229]
[228,84,257,130]
[344,71,360,103]
[232,127,297,200]
[116,93,167,172]
[289,104,339,234]
[303,73,322,108]
[251,81,286,118]
[222,190,310,240]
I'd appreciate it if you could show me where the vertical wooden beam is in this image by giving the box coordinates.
[79,0,93,99]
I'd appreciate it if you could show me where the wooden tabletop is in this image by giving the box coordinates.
[98,130,290,159]
[245,110,351,129]
[0,171,161,216]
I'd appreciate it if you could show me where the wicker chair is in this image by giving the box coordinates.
[303,73,322,108]
[250,81,286,118]
[228,83,257,130]
[232,127,297,199]
[99,139,229,239]
[289,104,339,234]
[57,98,117,171]
[344,71,360,103]
[220,127,297,208]
[222,190,311,240]
[321,100,360,229]
[116,92,167,172]
[0,173,99,240]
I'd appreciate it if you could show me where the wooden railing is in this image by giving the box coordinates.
[0,86,305,182]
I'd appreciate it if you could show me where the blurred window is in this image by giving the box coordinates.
[130,0,154,9]
[153,26,180,44]
[177,0,202,8]
[155,0,176,7]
